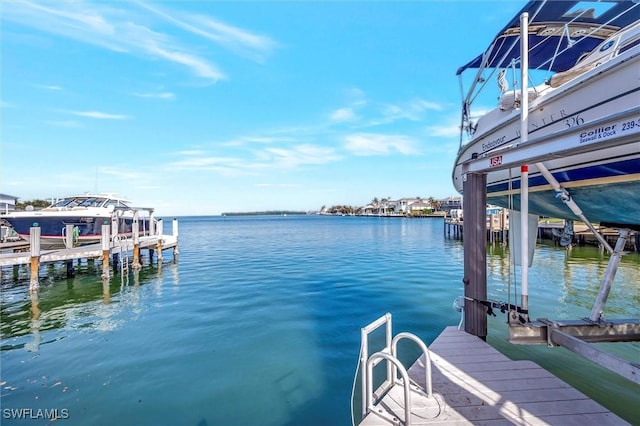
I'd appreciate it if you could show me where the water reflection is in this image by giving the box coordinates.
[0,259,179,351]
[24,290,42,353]
[485,241,639,321]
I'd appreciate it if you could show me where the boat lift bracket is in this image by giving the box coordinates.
[508,318,640,384]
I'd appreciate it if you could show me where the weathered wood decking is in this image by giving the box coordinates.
[360,326,629,425]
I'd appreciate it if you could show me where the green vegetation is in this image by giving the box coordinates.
[15,199,51,210]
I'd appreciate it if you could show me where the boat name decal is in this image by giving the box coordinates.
[482,135,506,152]
[579,124,617,144]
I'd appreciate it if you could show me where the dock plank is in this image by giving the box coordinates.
[359,326,629,425]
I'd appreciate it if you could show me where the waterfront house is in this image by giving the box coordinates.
[0,194,18,214]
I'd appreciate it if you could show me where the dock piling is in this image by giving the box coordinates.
[132,214,142,270]
[462,172,488,339]
[29,225,40,292]
[101,223,111,279]
[156,218,164,263]
[172,218,179,260]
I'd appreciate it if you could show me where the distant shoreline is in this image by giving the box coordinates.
[220,211,448,218]
[221,211,309,216]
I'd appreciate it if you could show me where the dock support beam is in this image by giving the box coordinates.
[132,213,142,270]
[462,172,487,339]
[101,223,111,280]
[29,225,40,292]
[156,219,164,263]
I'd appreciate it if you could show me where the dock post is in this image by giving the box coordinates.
[462,172,487,339]
[29,225,41,292]
[66,260,75,277]
[172,218,179,260]
[64,224,74,249]
[132,213,142,270]
[101,222,111,279]
[156,218,164,263]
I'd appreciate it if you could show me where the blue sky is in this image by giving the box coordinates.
[1,1,524,216]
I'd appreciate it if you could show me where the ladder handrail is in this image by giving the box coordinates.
[366,351,412,426]
[360,313,392,417]
[392,332,432,397]
[359,313,433,425]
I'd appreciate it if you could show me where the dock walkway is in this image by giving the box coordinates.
[0,235,176,267]
[360,326,629,425]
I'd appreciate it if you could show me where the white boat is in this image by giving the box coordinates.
[2,194,156,249]
[452,0,640,229]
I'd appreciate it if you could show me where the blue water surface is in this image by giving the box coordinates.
[1,215,638,425]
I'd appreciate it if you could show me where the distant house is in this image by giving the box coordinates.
[439,197,462,215]
[0,194,18,214]
[407,200,432,213]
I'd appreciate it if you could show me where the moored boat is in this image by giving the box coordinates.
[452,0,640,228]
[2,194,156,249]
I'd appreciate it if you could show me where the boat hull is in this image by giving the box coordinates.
[453,46,640,227]
[3,213,153,249]
[486,157,640,227]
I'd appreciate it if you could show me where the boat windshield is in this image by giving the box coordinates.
[50,196,129,208]
[77,197,106,207]
[51,198,81,208]
[104,199,130,208]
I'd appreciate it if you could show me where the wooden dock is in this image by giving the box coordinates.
[360,326,629,425]
[0,219,179,287]
[444,217,639,252]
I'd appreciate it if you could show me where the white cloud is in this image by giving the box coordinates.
[137,2,278,62]
[261,144,341,168]
[330,108,356,122]
[1,0,276,83]
[45,120,83,128]
[133,92,175,100]
[343,133,419,156]
[72,111,131,120]
[425,124,460,138]
[166,143,341,176]
[36,84,64,91]
[364,98,444,127]
[255,183,300,188]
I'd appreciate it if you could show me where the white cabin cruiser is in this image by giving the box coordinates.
[452,0,640,229]
[3,194,156,249]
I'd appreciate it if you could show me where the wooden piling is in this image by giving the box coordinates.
[172,218,179,260]
[462,172,488,340]
[132,213,142,270]
[156,218,164,263]
[29,225,40,292]
[101,223,110,279]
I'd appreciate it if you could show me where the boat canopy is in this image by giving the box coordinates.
[456,0,639,75]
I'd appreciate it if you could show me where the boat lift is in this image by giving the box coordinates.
[460,12,640,385]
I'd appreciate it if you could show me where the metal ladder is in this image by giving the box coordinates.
[112,235,129,276]
[359,313,433,426]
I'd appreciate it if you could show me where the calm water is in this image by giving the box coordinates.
[1,216,638,425]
